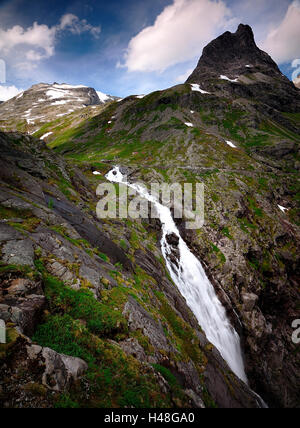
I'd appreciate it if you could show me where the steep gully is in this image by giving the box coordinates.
[106,166,267,407]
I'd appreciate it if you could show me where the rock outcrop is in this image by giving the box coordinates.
[186,24,300,113]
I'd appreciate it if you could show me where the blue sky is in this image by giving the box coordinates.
[0,0,300,100]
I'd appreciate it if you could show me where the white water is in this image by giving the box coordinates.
[106,166,248,383]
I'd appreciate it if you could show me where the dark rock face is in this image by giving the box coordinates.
[187,24,280,80]
[166,233,180,247]
[186,24,300,113]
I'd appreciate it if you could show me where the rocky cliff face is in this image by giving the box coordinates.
[186,24,300,114]
[0,131,262,408]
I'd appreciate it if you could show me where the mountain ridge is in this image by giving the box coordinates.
[0,82,117,136]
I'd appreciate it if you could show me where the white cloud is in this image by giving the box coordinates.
[175,68,194,83]
[0,14,101,73]
[123,0,232,72]
[0,22,56,60]
[59,14,101,38]
[0,84,24,101]
[261,1,300,64]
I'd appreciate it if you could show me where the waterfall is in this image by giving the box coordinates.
[106,166,248,384]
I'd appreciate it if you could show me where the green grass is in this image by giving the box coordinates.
[43,275,128,337]
[210,244,226,264]
[152,364,179,388]
[32,273,182,408]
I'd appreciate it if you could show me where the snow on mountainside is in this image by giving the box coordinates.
[0,82,117,135]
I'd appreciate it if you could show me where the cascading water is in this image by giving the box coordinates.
[106,166,248,384]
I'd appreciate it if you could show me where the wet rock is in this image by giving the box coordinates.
[166,233,180,247]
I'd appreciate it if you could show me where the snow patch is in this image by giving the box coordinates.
[53,84,87,89]
[185,122,194,127]
[93,171,101,175]
[226,140,237,148]
[40,132,53,140]
[96,91,110,103]
[190,110,195,114]
[46,89,71,100]
[190,84,210,94]
[51,100,68,106]
[136,95,145,99]
[220,75,239,83]
[278,205,288,213]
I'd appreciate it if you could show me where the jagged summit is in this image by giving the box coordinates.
[186,24,300,113]
[186,24,281,83]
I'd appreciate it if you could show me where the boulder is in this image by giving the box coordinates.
[27,345,88,392]
[166,233,180,247]
[11,295,46,336]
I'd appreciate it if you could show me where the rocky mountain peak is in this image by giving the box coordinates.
[186,24,300,113]
[186,23,281,83]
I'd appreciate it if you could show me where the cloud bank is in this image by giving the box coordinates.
[261,1,300,64]
[122,0,300,76]
[0,14,101,72]
[123,0,232,72]
[0,85,24,101]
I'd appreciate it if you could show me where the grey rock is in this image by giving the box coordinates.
[41,347,88,392]
[118,338,148,362]
[0,224,24,242]
[184,389,205,408]
[242,292,258,312]
[0,304,11,322]
[123,296,171,352]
